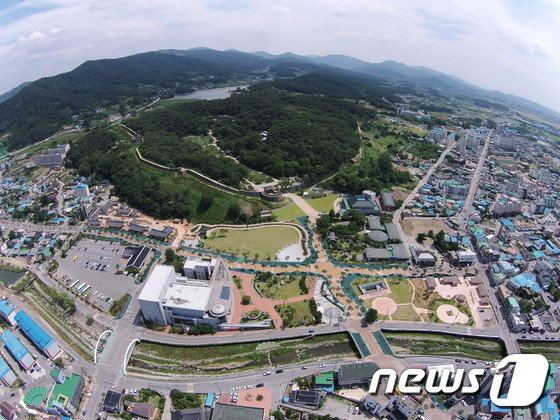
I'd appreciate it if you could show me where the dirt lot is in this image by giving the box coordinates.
[401,218,455,249]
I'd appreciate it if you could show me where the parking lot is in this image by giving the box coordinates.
[56,239,139,308]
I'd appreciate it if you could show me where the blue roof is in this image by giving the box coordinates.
[534,395,560,419]
[0,356,12,379]
[15,310,54,351]
[509,273,542,293]
[0,329,30,361]
[205,393,215,407]
[0,299,15,317]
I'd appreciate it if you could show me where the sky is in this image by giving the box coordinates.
[0,0,559,112]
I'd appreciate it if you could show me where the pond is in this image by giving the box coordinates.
[0,269,25,285]
[174,85,249,100]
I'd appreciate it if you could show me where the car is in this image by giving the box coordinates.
[275,369,284,374]
[319,363,326,368]
[348,406,353,413]
[301,366,307,370]
[521,335,527,338]
[263,372,271,376]
[308,329,315,333]
[256,383,265,387]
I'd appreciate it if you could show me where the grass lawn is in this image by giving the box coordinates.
[255,275,307,299]
[386,277,413,304]
[205,225,300,259]
[391,305,421,321]
[305,193,338,213]
[383,331,506,360]
[275,300,315,327]
[272,204,305,221]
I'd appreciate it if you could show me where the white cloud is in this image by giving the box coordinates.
[0,0,559,112]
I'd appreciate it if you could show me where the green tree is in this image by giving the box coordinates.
[241,295,251,305]
[365,308,378,324]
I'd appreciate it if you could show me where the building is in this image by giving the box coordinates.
[148,226,174,241]
[0,298,17,326]
[385,223,401,241]
[46,371,85,417]
[129,220,148,234]
[107,220,125,229]
[429,128,447,141]
[491,195,523,217]
[496,135,516,151]
[171,408,208,420]
[138,261,233,328]
[129,402,158,419]
[0,329,36,371]
[0,355,17,386]
[211,403,264,420]
[24,386,48,412]
[288,390,323,408]
[74,183,90,198]
[34,145,69,167]
[14,310,62,359]
[508,272,542,294]
[0,402,17,420]
[363,244,409,262]
[314,371,335,392]
[337,362,379,387]
[379,192,396,212]
[344,193,381,215]
[102,390,123,414]
[124,246,151,270]
[453,249,477,265]
[183,256,217,280]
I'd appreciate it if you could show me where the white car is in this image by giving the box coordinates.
[319,363,326,368]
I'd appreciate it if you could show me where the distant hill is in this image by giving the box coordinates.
[1,47,559,151]
[0,81,32,104]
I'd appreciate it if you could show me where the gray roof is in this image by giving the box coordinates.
[364,247,390,260]
[211,403,264,420]
[172,408,208,420]
[368,230,389,243]
[385,223,401,241]
[338,362,379,383]
[380,192,395,207]
[388,244,408,260]
[366,216,383,230]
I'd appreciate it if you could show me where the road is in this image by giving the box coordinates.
[458,130,492,231]
[393,140,456,224]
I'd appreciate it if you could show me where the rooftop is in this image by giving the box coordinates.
[14,310,55,350]
[0,329,30,361]
[138,265,176,302]
[163,281,212,312]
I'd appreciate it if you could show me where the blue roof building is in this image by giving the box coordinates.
[0,330,35,370]
[0,299,17,326]
[15,310,61,359]
[0,355,17,386]
[508,273,542,294]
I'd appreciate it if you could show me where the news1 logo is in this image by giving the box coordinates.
[369,354,549,407]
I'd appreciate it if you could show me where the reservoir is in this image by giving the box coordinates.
[174,85,249,100]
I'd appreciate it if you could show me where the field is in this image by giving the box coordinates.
[519,341,560,362]
[385,277,414,304]
[255,274,308,300]
[382,331,506,360]
[401,218,455,242]
[391,305,421,321]
[275,300,315,327]
[204,225,300,259]
[129,333,359,376]
[305,193,338,213]
[272,204,305,221]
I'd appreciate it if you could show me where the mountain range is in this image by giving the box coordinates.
[0,47,558,151]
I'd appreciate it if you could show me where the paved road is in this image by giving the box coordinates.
[458,130,492,231]
[393,140,456,225]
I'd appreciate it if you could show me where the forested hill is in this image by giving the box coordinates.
[127,80,376,180]
[0,51,271,151]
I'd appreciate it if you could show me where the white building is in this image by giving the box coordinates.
[138,260,233,328]
[182,256,217,280]
[491,195,523,217]
[454,249,476,264]
[496,135,516,151]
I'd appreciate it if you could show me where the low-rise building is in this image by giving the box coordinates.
[337,362,379,387]
[102,390,123,414]
[14,310,62,359]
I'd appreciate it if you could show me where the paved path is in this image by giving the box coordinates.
[284,193,321,220]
